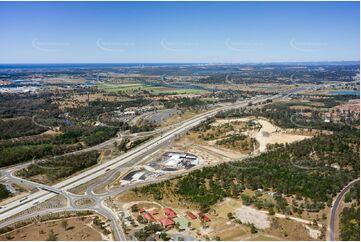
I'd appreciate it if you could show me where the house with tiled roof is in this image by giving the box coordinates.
[198,212,211,222]
[164,208,177,219]
[143,212,156,222]
[186,211,197,220]
[160,218,175,229]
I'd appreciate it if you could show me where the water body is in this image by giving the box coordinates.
[329,90,360,96]
[0,79,39,89]
[1,78,93,89]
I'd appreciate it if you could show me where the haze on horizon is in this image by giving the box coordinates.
[0,1,359,64]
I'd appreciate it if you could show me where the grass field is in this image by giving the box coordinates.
[97,83,207,95]
[0,216,103,241]
[248,234,282,241]
[97,83,146,92]
[150,87,206,95]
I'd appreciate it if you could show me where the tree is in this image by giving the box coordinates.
[234,219,242,224]
[131,204,139,212]
[46,229,58,241]
[227,212,234,220]
[136,215,148,224]
[175,222,181,231]
[5,235,14,240]
[0,184,11,200]
[61,220,68,230]
[160,232,168,241]
[250,223,258,234]
[268,207,275,215]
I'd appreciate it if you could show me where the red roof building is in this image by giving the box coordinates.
[164,208,177,219]
[143,212,156,222]
[198,213,211,222]
[139,208,145,213]
[160,218,175,229]
[202,215,211,222]
[186,211,197,220]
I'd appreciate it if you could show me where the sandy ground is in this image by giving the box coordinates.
[235,205,271,229]
[187,144,244,161]
[207,196,318,240]
[245,118,312,152]
[194,117,312,154]
[211,118,252,126]
[305,224,321,239]
[0,217,103,241]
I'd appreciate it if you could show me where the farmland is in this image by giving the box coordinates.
[97,83,208,95]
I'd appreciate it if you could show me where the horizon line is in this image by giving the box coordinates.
[0,60,360,65]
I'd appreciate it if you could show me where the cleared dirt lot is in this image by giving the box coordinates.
[252,118,311,152]
[177,117,312,157]
[212,117,312,153]
[234,205,271,229]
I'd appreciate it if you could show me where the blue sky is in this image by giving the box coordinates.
[0,1,359,63]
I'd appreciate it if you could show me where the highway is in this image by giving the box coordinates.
[0,93,287,240]
[328,178,360,241]
[0,156,247,240]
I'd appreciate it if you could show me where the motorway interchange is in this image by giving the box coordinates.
[0,94,277,239]
[0,87,349,241]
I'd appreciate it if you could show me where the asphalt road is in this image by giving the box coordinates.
[328,178,360,241]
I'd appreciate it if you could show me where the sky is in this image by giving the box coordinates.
[0,1,359,64]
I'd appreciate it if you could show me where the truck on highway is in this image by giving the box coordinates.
[19,197,28,202]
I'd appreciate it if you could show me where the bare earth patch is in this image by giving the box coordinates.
[234,205,271,229]
[0,216,103,241]
[245,118,312,152]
